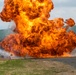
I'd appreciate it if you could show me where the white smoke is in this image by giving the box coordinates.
[71,48,76,57]
[0,49,11,58]
[0,49,24,59]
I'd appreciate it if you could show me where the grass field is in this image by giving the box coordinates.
[0,58,76,75]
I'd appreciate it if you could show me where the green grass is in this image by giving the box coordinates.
[0,59,75,75]
[0,59,55,75]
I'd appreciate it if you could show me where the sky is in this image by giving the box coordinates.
[50,0,76,20]
[0,0,76,29]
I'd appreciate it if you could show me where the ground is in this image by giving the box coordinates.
[0,57,76,75]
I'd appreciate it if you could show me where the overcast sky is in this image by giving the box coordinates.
[0,0,76,29]
[50,0,76,20]
[53,0,76,7]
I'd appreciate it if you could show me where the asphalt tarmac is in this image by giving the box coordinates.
[32,57,76,68]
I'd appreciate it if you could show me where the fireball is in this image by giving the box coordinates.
[0,0,76,58]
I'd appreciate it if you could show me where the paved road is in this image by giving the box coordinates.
[32,57,76,68]
[50,57,76,68]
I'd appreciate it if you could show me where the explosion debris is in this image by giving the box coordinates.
[0,0,76,58]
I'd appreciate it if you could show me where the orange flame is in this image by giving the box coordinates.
[0,0,76,58]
